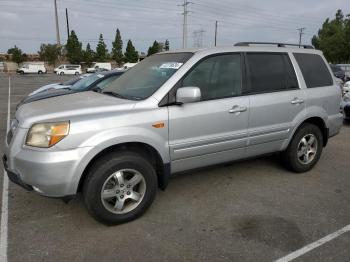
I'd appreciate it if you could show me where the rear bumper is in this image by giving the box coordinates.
[328,113,343,137]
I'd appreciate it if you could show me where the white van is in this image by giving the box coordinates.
[116,62,138,71]
[54,64,82,75]
[17,64,47,74]
[86,62,111,73]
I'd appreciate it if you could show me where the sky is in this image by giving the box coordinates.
[1,0,350,54]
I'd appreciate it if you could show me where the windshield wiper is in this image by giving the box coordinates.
[102,91,142,100]
[102,91,129,99]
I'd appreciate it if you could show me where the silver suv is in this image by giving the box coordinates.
[3,42,343,224]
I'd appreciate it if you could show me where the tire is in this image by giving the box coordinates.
[19,71,24,75]
[60,72,64,76]
[83,151,157,225]
[282,123,323,173]
[75,72,79,75]
[38,70,42,74]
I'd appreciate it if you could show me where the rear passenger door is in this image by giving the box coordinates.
[245,52,305,157]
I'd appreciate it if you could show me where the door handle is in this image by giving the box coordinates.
[291,97,304,105]
[229,105,247,113]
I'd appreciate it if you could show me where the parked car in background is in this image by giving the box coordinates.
[28,74,92,96]
[341,92,350,120]
[86,62,112,73]
[54,64,82,75]
[336,64,350,77]
[343,80,350,93]
[17,64,47,74]
[115,62,138,71]
[3,43,342,225]
[330,64,349,82]
[17,70,125,108]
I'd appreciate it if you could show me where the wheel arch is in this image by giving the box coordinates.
[77,142,170,194]
[287,116,328,149]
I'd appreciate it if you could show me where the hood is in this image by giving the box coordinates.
[16,91,136,128]
[28,83,67,96]
[18,88,74,109]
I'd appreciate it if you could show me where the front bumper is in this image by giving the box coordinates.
[4,128,93,197]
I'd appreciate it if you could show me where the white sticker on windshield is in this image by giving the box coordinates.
[159,62,183,69]
[97,74,104,78]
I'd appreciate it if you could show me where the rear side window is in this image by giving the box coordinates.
[246,53,298,94]
[293,53,333,88]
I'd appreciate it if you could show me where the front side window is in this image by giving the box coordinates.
[246,53,298,94]
[181,54,242,101]
[293,53,333,88]
[102,53,193,100]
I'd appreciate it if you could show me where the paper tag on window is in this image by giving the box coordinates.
[159,62,183,69]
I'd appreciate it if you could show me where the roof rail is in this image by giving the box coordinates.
[234,42,314,49]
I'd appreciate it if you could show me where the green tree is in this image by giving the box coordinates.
[165,39,170,51]
[65,30,83,64]
[38,44,60,65]
[112,28,124,65]
[311,9,349,63]
[7,45,25,65]
[96,33,108,61]
[147,40,162,56]
[124,40,139,62]
[82,43,95,66]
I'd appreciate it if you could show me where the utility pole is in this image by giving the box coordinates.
[214,20,218,46]
[297,27,305,48]
[54,0,61,46]
[65,8,70,39]
[181,0,192,49]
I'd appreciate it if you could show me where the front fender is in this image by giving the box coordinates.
[67,127,170,194]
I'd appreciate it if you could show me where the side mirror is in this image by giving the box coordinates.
[176,87,201,104]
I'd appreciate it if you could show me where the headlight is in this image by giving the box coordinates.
[26,121,69,148]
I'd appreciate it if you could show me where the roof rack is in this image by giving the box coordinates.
[234,42,314,49]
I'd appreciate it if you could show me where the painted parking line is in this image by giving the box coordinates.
[0,76,10,262]
[275,224,350,262]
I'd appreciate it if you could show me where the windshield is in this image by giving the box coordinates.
[70,74,104,91]
[61,77,82,86]
[102,53,193,100]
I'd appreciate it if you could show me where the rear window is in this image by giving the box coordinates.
[293,53,333,88]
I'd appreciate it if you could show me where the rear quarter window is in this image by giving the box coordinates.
[293,53,333,88]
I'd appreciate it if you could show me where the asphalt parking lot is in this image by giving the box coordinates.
[0,73,349,262]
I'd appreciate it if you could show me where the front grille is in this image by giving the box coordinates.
[6,119,18,145]
[6,129,13,145]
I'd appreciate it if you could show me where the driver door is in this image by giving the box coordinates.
[168,53,249,173]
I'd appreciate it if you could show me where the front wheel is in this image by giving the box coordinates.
[75,72,79,75]
[60,72,64,76]
[281,123,323,173]
[38,70,43,74]
[83,151,157,225]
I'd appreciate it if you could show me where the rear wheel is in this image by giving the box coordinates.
[38,70,43,74]
[83,151,157,225]
[75,72,79,75]
[282,123,323,172]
